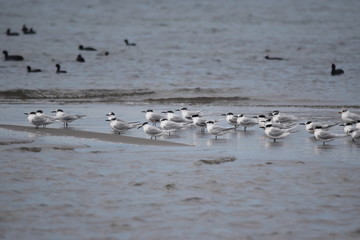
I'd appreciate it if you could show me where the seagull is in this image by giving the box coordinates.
[51,109,85,127]
[221,112,238,129]
[106,112,117,121]
[205,121,234,139]
[270,110,297,123]
[264,124,298,143]
[191,114,208,132]
[257,115,268,128]
[25,112,55,128]
[162,110,191,123]
[177,107,204,120]
[339,109,360,123]
[55,64,67,73]
[313,126,348,145]
[79,45,97,51]
[342,122,356,135]
[237,114,258,131]
[35,110,56,127]
[142,109,163,125]
[348,129,360,142]
[106,117,141,134]
[331,64,344,76]
[3,50,23,61]
[263,119,297,130]
[160,118,191,133]
[138,122,173,140]
[356,120,360,129]
[300,121,339,134]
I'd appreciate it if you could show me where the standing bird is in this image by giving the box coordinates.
[342,122,356,135]
[339,109,360,123]
[264,124,298,143]
[160,118,191,133]
[55,64,67,73]
[177,107,203,120]
[3,50,23,61]
[270,110,297,123]
[348,129,360,142]
[138,122,173,140]
[191,114,208,132]
[331,64,344,76]
[222,112,239,129]
[76,54,85,62]
[51,109,85,127]
[162,110,191,123]
[314,126,348,145]
[25,112,55,128]
[142,109,163,125]
[257,115,268,128]
[79,45,97,51]
[27,66,42,72]
[300,121,339,134]
[106,117,141,135]
[205,121,234,139]
[237,114,258,131]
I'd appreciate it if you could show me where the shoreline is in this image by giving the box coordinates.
[0,124,193,147]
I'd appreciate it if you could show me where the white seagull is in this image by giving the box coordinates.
[177,107,203,120]
[348,129,360,142]
[191,114,210,132]
[262,118,297,130]
[300,121,339,134]
[159,118,191,134]
[138,122,174,140]
[222,112,239,129]
[205,121,234,139]
[342,122,356,135]
[25,112,56,128]
[51,109,86,127]
[162,110,192,123]
[142,109,163,125]
[35,110,57,127]
[237,114,258,131]
[339,109,360,123]
[257,115,268,128]
[313,126,348,145]
[106,117,141,134]
[264,124,298,143]
[270,110,297,123]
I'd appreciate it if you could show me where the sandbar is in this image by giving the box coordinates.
[0,124,192,147]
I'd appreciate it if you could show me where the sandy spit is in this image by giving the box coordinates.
[0,124,193,147]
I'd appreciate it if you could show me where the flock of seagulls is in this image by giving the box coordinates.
[24,107,360,144]
[3,24,136,73]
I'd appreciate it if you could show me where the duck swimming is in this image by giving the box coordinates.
[79,45,96,51]
[27,66,42,72]
[3,50,23,61]
[55,64,67,73]
[331,64,344,76]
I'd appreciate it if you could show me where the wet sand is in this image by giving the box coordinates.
[0,124,192,147]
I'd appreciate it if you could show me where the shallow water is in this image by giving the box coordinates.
[1,0,360,239]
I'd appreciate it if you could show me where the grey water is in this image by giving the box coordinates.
[1,0,360,239]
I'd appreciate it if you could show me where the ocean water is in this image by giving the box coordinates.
[1,0,360,239]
